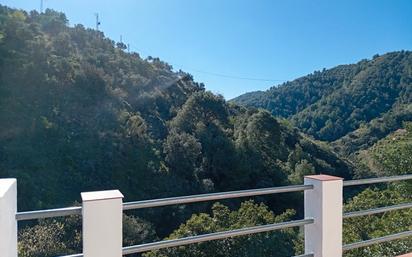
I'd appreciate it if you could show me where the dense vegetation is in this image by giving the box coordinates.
[145,201,298,257]
[142,123,412,257]
[342,123,412,256]
[0,4,353,252]
[233,51,412,155]
[354,122,412,178]
[0,4,410,257]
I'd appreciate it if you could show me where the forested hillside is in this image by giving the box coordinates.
[341,123,412,257]
[233,51,412,155]
[143,123,412,257]
[0,3,354,245]
[0,5,355,209]
[354,122,412,178]
[1,5,411,257]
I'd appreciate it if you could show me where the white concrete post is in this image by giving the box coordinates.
[0,178,17,257]
[81,190,124,257]
[304,175,343,257]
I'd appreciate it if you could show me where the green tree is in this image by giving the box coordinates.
[163,131,202,180]
[145,200,298,257]
[343,186,412,257]
[288,159,315,184]
[18,214,156,257]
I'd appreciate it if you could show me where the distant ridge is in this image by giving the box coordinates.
[232,51,412,154]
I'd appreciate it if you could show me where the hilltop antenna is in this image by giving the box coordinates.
[95,13,101,31]
[120,35,123,43]
[127,44,130,53]
[40,0,43,13]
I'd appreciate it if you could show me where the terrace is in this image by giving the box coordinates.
[1,174,412,257]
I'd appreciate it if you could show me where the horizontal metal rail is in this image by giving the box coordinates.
[343,174,412,187]
[122,218,314,255]
[16,206,82,221]
[123,184,313,211]
[343,230,412,251]
[343,202,412,219]
[15,185,312,221]
[16,174,412,220]
[62,251,315,257]
[59,254,83,257]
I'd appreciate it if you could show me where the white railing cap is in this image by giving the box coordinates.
[81,190,124,202]
[305,174,343,181]
[0,178,16,198]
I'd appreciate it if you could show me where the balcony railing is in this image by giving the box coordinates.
[1,173,411,257]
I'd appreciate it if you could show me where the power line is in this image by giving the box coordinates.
[126,43,287,83]
[181,68,286,82]
[37,2,284,83]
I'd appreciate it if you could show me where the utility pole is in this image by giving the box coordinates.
[40,0,43,13]
[95,13,101,31]
[120,35,123,43]
[127,44,130,53]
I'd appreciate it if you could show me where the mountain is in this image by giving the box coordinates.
[1,5,410,257]
[232,51,412,155]
[0,4,353,232]
[353,122,412,178]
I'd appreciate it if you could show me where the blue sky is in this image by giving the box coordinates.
[1,0,412,99]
